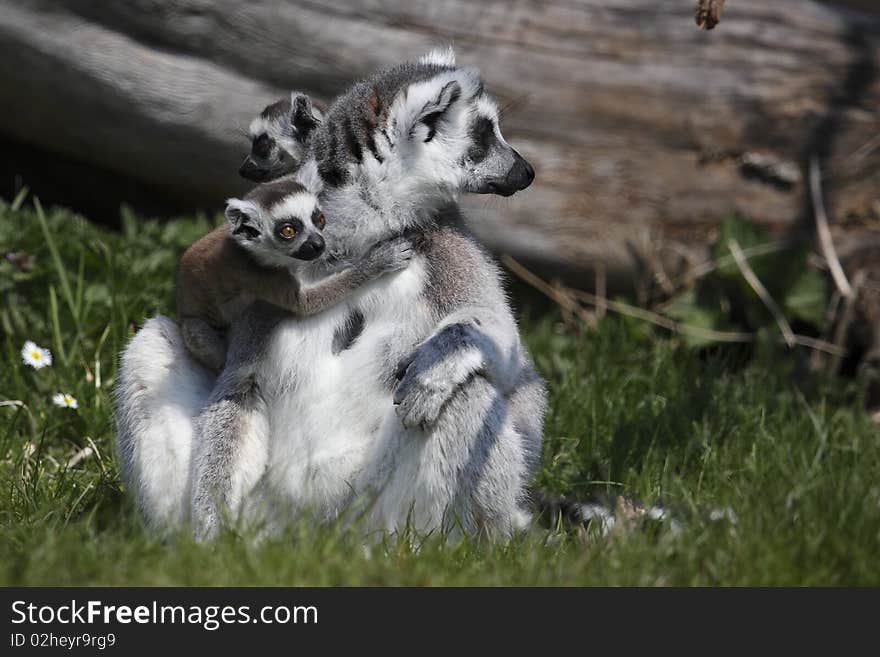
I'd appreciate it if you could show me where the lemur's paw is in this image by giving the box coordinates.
[393,353,454,429]
[394,379,451,429]
[371,237,414,272]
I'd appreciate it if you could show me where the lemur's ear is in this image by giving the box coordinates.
[416,80,461,142]
[390,75,467,144]
[224,199,262,240]
[290,92,321,141]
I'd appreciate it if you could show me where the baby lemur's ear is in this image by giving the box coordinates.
[290,92,322,141]
[225,199,262,240]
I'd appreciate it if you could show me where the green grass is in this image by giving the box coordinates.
[1,194,879,586]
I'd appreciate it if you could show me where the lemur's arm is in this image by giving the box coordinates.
[251,237,413,316]
[393,305,523,429]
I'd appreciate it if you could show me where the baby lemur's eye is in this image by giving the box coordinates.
[277,223,296,240]
[314,213,326,230]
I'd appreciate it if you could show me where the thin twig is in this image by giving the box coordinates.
[671,239,796,291]
[503,255,752,342]
[728,238,796,347]
[85,435,107,475]
[502,255,844,356]
[791,335,844,356]
[828,270,865,375]
[812,289,842,371]
[509,257,593,326]
[639,231,676,297]
[846,133,880,166]
[567,288,756,343]
[810,155,853,299]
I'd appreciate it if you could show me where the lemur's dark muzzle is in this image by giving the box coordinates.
[294,235,325,261]
[484,150,535,197]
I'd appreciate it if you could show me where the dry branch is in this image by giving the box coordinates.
[810,156,854,299]
[828,270,866,374]
[502,254,844,356]
[671,239,798,292]
[727,238,796,347]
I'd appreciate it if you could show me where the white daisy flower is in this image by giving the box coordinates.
[52,393,78,409]
[21,341,52,369]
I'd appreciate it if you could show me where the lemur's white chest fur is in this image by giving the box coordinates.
[259,254,432,517]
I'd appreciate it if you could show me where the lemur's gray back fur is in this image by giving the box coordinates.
[310,59,455,188]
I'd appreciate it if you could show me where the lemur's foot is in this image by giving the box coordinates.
[392,351,456,430]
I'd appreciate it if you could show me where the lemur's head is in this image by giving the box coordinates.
[225,178,327,266]
[309,47,534,207]
[240,92,324,182]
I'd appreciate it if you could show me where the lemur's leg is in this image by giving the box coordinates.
[506,357,547,477]
[190,366,270,540]
[189,303,284,540]
[393,306,522,429]
[114,315,214,531]
[438,360,546,536]
[181,317,228,373]
[377,373,537,538]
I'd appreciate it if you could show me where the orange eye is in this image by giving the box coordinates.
[278,224,296,239]
[314,213,326,230]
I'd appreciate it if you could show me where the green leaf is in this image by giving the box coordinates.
[784,268,829,328]
[665,289,730,348]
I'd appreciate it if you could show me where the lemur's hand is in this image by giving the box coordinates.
[365,237,414,274]
[393,323,480,430]
[393,348,456,430]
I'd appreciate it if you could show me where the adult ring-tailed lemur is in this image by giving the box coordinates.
[115,48,547,539]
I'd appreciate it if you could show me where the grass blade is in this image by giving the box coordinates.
[34,198,79,328]
[48,285,69,366]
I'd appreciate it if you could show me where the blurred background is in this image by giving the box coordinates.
[1,1,878,281]
[1,0,879,383]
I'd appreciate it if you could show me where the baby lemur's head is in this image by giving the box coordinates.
[240,92,324,182]
[225,178,327,267]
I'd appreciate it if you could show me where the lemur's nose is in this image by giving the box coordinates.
[520,158,535,186]
[296,234,325,261]
[509,151,535,190]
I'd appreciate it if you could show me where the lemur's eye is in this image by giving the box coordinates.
[277,223,296,240]
[314,213,326,230]
[253,134,271,158]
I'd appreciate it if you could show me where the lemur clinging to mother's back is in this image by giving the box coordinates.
[176,177,412,373]
[239,92,324,182]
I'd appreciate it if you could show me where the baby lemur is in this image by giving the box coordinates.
[176,177,411,372]
[240,92,324,182]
